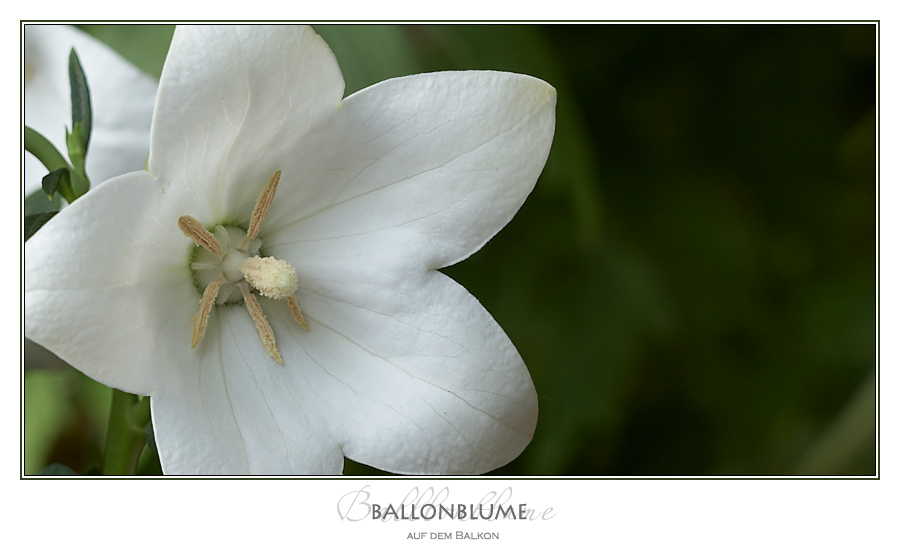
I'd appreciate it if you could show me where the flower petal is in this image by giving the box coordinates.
[152,307,345,475]
[148,25,345,223]
[251,69,550,474]
[269,263,538,475]
[24,25,157,194]
[155,232,535,474]
[24,171,189,395]
[263,70,556,269]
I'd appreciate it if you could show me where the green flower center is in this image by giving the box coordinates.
[190,224,261,305]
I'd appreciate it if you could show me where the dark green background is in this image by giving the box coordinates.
[25,24,876,476]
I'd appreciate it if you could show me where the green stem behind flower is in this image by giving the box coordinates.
[24,126,89,203]
[103,389,150,475]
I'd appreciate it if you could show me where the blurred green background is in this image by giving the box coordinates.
[24,24,877,476]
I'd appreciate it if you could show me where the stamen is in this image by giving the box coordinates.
[191,260,220,271]
[286,295,310,330]
[239,282,282,364]
[179,170,311,363]
[178,216,224,258]
[191,275,225,348]
[241,170,280,249]
[213,225,233,248]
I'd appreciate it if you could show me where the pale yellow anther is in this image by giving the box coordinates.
[178,215,224,258]
[286,295,310,330]
[191,275,224,348]
[239,256,299,300]
[239,282,282,364]
[241,170,280,249]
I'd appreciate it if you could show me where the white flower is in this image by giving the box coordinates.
[24,25,555,475]
[24,25,157,195]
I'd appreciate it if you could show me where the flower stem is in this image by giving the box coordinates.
[24,126,90,203]
[102,389,149,475]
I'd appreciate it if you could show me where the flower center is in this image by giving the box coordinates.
[190,225,262,304]
[177,171,309,364]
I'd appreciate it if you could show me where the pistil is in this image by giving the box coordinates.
[239,256,298,300]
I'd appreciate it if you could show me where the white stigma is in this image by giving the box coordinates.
[240,256,299,300]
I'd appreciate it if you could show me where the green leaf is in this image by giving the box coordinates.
[24,126,80,204]
[41,167,70,200]
[65,127,85,176]
[39,463,78,475]
[65,48,93,200]
[68,48,92,152]
[24,188,63,216]
[24,212,58,242]
[24,126,69,173]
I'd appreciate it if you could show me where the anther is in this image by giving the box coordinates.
[192,275,224,347]
[286,295,309,330]
[239,282,283,364]
[178,216,224,258]
[241,170,280,249]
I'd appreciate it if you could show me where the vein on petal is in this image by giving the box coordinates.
[267,103,544,240]
[308,284,470,357]
[422,398,473,446]
[281,315,429,435]
[227,315,292,469]
[312,317,526,437]
[213,315,251,472]
[213,27,253,214]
